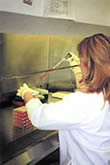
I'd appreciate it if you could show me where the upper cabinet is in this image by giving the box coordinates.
[0,0,110,27]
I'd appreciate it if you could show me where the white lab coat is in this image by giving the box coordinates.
[26,91,110,165]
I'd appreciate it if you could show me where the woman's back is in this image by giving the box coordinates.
[59,92,110,165]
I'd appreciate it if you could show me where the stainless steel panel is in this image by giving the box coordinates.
[0,34,4,95]
[0,33,49,94]
[48,35,83,90]
[4,134,59,165]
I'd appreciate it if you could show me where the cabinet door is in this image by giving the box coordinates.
[0,0,44,17]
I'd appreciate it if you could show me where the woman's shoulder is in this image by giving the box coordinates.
[64,91,104,107]
[64,91,91,99]
[68,90,103,98]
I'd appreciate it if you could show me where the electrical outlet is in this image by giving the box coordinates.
[23,0,32,5]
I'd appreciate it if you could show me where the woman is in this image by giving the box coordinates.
[17,33,110,165]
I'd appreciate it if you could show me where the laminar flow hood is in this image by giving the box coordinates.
[0,0,110,36]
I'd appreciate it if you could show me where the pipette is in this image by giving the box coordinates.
[0,53,79,81]
[36,52,73,83]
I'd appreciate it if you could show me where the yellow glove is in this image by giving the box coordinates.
[67,52,82,89]
[66,52,81,74]
[67,52,80,65]
[17,83,39,99]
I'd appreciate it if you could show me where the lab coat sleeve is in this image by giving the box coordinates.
[26,93,87,130]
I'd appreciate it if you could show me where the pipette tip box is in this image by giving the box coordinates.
[13,106,33,129]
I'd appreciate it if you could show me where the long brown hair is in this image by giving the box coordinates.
[77,33,110,103]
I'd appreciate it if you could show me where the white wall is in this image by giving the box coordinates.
[74,0,110,27]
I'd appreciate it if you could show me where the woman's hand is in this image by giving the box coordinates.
[66,52,82,89]
[17,83,39,99]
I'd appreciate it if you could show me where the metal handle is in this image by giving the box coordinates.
[0,65,79,81]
